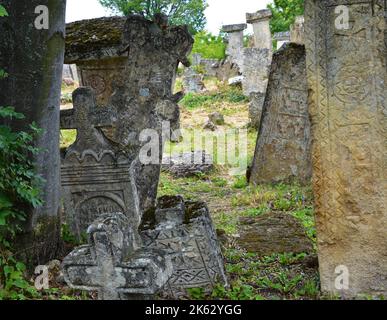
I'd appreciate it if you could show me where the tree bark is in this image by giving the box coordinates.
[0,0,66,267]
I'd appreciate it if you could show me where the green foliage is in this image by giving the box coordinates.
[267,0,304,33]
[99,0,207,34]
[191,31,226,60]
[0,4,8,17]
[180,87,248,110]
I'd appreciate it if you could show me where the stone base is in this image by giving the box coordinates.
[140,196,228,299]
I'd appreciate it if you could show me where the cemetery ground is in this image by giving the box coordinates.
[56,77,323,301]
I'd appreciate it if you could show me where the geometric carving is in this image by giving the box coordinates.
[304,0,386,298]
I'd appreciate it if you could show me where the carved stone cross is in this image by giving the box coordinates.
[60,87,118,156]
[62,213,172,300]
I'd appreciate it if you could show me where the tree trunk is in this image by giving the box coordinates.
[0,0,66,267]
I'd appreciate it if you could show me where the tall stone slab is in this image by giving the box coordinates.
[305,0,386,297]
[250,43,311,185]
[0,0,66,265]
[63,15,193,214]
[222,24,247,68]
[246,9,273,54]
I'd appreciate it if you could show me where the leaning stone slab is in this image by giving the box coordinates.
[250,43,311,185]
[305,0,386,298]
[140,196,228,299]
[62,212,172,300]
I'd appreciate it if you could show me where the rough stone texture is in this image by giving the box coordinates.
[305,0,386,298]
[183,67,205,93]
[290,16,304,45]
[241,48,271,97]
[209,112,225,125]
[203,120,217,131]
[248,92,266,129]
[0,0,66,266]
[250,43,311,185]
[162,151,214,178]
[140,196,228,299]
[222,24,247,67]
[62,15,194,214]
[240,48,271,129]
[191,53,219,77]
[63,64,79,83]
[215,59,241,82]
[62,212,172,300]
[61,88,141,240]
[274,31,291,49]
[246,9,272,53]
[237,213,313,255]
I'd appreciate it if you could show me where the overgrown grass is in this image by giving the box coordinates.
[180,86,248,110]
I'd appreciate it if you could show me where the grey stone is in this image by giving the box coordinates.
[250,43,311,185]
[222,24,246,67]
[61,88,141,240]
[305,0,386,298]
[62,15,194,214]
[209,112,225,125]
[228,76,243,87]
[237,213,313,255]
[248,92,266,129]
[290,16,304,45]
[203,120,217,131]
[0,0,66,265]
[183,67,205,93]
[162,151,214,178]
[62,212,172,300]
[140,196,228,299]
[274,31,290,49]
[246,9,272,53]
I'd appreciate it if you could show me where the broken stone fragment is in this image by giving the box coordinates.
[62,212,173,300]
[209,112,225,125]
[140,196,228,299]
[203,120,217,131]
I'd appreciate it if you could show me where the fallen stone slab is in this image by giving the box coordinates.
[162,151,214,178]
[236,212,313,256]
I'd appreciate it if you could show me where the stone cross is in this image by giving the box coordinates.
[222,23,247,66]
[62,213,172,300]
[305,0,386,298]
[246,9,272,53]
[60,87,118,155]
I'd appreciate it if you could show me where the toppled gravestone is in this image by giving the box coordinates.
[140,196,228,299]
[162,151,214,178]
[62,212,172,300]
[305,0,386,298]
[237,213,313,255]
[63,15,194,213]
[250,43,311,185]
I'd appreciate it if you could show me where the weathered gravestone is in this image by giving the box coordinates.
[244,10,273,129]
[63,15,194,213]
[61,88,141,240]
[140,196,228,299]
[290,16,304,45]
[222,24,247,68]
[62,212,172,300]
[183,67,205,93]
[305,0,386,297]
[0,0,66,265]
[250,43,311,185]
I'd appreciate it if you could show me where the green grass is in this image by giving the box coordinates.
[180,86,249,110]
